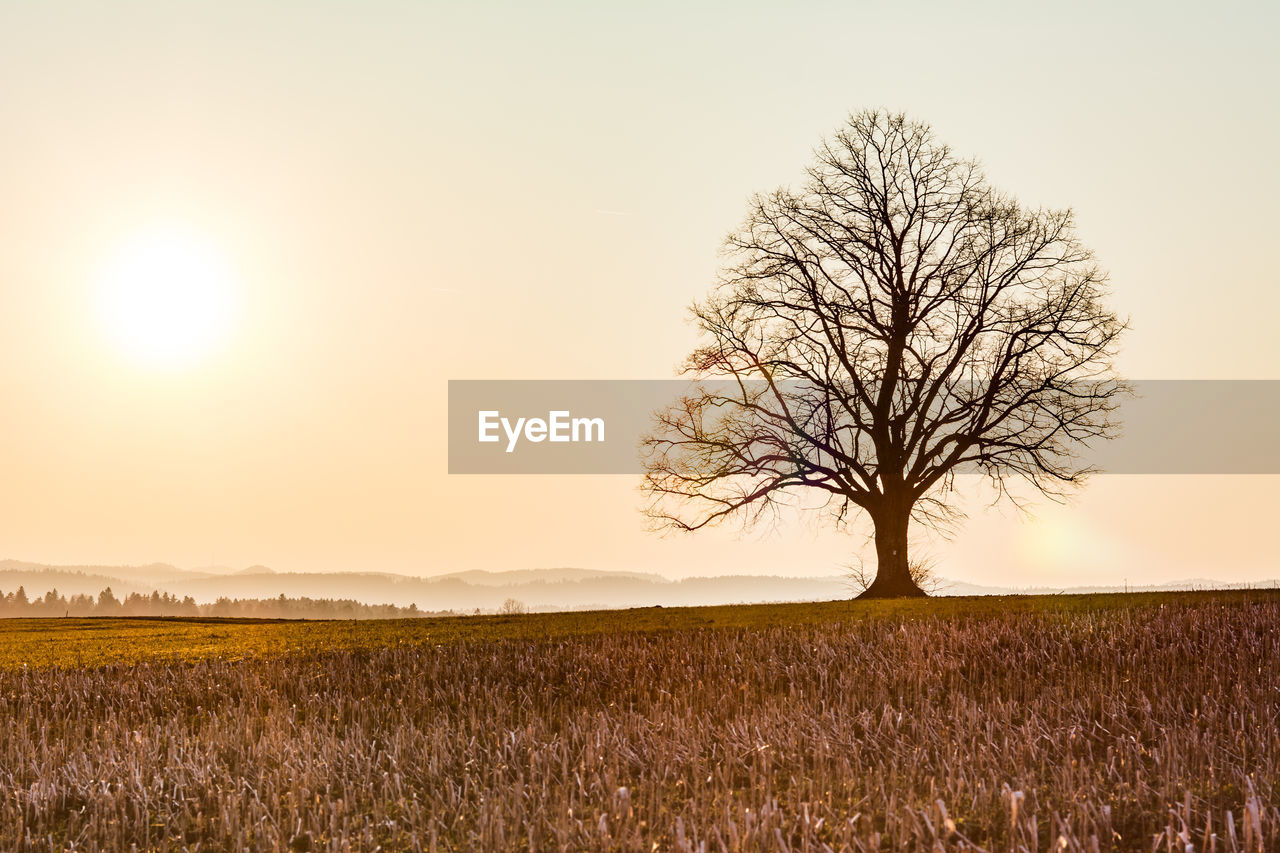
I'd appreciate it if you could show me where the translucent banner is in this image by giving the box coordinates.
[448,380,1280,475]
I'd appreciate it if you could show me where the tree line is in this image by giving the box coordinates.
[0,586,447,620]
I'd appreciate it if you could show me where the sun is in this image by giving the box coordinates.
[96,226,237,368]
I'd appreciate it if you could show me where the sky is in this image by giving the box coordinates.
[1,0,1278,586]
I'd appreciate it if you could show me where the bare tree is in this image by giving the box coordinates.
[499,598,528,615]
[643,111,1126,598]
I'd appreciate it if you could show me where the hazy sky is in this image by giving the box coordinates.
[2,1,1278,585]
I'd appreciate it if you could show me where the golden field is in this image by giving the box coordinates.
[0,592,1276,851]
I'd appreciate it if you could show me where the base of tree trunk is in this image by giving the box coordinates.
[855,574,928,599]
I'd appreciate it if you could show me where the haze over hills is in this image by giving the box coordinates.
[0,560,1274,613]
[0,561,852,611]
[0,559,216,585]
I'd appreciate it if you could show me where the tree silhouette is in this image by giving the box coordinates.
[643,111,1127,597]
[97,587,120,613]
[0,587,452,619]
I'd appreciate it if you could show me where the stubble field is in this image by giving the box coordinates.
[0,592,1277,851]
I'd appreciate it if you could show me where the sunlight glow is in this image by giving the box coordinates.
[96,227,237,368]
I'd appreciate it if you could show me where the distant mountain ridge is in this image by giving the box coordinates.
[0,559,217,584]
[0,561,851,610]
[940,577,1280,596]
[0,560,1274,613]
[431,568,664,586]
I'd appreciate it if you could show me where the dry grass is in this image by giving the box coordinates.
[0,592,1277,851]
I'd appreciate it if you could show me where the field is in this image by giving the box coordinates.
[0,592,1277,851]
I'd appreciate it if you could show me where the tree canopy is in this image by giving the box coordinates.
[643,110,1127,597]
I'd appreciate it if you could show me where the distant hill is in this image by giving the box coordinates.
[944,578,1280,596]
[0,561,850,610]
[431,568,663,586]
[0,567,150,598]
[151,569,852,611]
[1,560,1275,613]
[0,560,216,586]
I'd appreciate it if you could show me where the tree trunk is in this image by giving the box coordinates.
[857,504,926,598]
